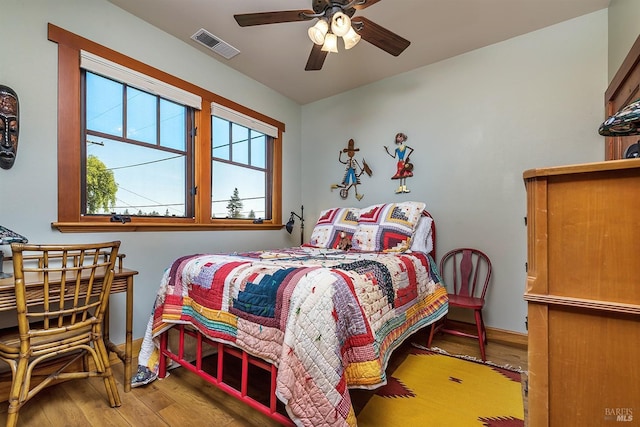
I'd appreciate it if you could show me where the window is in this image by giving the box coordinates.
[84,72,194,218]
[48,24,284,232]
[211,103,278,221]
[211,118,270,219]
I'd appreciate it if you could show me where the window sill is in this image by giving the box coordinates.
[52,222,284,233]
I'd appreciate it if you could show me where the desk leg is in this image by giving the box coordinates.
[124,275,133,392]
[104,277,133,393]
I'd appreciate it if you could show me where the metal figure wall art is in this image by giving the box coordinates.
[0,85,19,170]
[331,139,372,201]
[384,132,414,193]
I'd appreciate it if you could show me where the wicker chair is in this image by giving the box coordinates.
[0,241,122,427]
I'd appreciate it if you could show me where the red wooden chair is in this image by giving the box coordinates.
[428,248,492,360]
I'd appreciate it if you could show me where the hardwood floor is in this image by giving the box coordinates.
[0,331,527,426]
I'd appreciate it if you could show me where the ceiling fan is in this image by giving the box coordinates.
[234,0,410,71]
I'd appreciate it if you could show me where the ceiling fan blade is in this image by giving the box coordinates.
[305,44,328,71]
[351,16,410,56]
[234,10,314,27]
[352,0,382,10]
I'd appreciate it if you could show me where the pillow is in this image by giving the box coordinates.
[410,215,434,255]
[352,201,426,252]
[309,207,360,249]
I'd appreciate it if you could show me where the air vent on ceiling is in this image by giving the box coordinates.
[191,28,240,60]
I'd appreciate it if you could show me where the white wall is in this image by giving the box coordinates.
[608,0,640,81]
[0,0,302,343]
[301,11,608,333]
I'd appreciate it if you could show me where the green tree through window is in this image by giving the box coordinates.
[86,155,117,214]
[226,188,244,218]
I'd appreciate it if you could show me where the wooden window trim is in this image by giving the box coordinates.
[47,23,284,232]
[603,34,640,160]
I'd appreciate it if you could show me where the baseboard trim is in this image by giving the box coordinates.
[444,319,528,349]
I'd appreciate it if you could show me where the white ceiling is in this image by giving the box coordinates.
[107,0,610,105]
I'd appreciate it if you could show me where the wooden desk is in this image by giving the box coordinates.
[0,267,137,393]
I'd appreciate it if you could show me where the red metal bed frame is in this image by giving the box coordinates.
[158,324,294,425]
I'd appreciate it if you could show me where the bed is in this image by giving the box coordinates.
[136,201,449,426]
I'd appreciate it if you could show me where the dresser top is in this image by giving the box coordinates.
[523,158,640,179]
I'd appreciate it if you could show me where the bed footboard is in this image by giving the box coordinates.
[158,325,294,426]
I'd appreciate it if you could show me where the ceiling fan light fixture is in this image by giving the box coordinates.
[331,11,351,37]
[321,32,338,53]
[235,0,411,71]
[342,27,361,50]
[308,19,329,45]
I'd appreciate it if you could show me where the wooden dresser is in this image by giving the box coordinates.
[523,159,640,426]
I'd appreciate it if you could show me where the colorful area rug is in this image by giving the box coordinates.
[357,345,525,426]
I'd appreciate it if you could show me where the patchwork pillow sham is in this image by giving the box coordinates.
[352,201,426,252]
[309,207,360,249]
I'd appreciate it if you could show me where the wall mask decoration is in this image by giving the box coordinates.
[384,132,414,193]
[330,139,372,201]
[0,85,19,170]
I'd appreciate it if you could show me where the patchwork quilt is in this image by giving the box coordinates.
[143,246,448,426]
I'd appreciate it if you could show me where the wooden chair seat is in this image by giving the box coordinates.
[446,294,485,309]
[0,321,94,356]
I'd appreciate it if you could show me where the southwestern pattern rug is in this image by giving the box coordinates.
[357,345,525,426]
